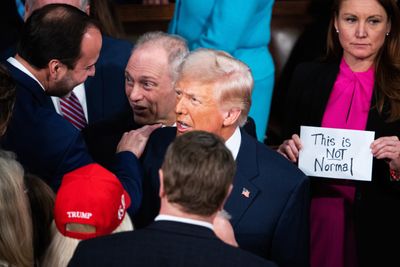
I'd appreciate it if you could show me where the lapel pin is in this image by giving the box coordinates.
[241,187,250,198]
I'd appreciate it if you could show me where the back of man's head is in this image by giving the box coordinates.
[161,131,235,217]
[17,3,100,70]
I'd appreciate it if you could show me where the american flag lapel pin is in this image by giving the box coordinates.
[241,187,250,198]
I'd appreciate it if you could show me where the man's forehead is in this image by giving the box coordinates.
[127,51,169,78]
[176,80,213,95]
[132,45,168,61]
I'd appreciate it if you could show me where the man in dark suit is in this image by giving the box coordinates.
[83,31,189,167]
[23,0,134,166]
[132,49,310,267]
[0,4,157,215]
[68,131,277,267]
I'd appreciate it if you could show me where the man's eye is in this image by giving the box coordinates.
[125,76,133,83]
[142,81,156,89]
[191,97,200,104]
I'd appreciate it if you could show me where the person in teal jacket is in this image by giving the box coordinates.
[169,0,275,142]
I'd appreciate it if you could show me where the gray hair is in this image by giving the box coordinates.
[133,31,189,84]
[25,0,90,14]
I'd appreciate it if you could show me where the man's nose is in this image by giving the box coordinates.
[127,84,143,102]
[175,97,186,115]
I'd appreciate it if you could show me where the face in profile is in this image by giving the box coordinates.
[125,46,176,126]
[175,79,225,137]
[334,0,391,66]
[47,27,101,97]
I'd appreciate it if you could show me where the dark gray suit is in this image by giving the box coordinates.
[68,220,277,267]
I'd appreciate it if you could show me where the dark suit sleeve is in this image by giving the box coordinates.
[271,174,310,267]
[112,151,143,216]
[52,132,94,190]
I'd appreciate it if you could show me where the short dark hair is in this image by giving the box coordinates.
[162,131,235,216]
[0,64,16,136]
[17,3,101,69]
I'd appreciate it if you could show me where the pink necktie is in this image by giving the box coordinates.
[59,92,87,130]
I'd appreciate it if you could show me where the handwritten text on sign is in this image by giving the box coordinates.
[298,126,374,181]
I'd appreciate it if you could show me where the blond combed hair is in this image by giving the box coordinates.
[177,49,254,127]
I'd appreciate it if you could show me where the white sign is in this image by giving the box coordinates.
[298,126,375,181]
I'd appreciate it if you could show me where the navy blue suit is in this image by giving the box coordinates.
[68,220,277,267]
[134,127,310,267]
[84,35,132,124]
[1,61,142,215]
[81,36,135,168]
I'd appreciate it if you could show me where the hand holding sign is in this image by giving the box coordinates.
[298,126,375,181]
[371,136,400,171]
[277,134,302,162]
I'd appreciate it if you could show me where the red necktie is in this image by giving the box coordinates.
[59,92,87,130]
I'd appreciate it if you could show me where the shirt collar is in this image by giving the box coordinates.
[7,57,45,90]
[155,214,214,230]
[224,127,241,160]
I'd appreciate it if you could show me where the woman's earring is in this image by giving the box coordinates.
[336,29,339,34]
[386,32,390,36]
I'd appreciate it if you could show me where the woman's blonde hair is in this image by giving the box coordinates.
[42,215,133,267]
[0,150,33,267]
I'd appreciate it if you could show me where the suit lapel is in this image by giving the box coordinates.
[224,130,260,227]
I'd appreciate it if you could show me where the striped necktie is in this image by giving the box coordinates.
[59,92,87,130]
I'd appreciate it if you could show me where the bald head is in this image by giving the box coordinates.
[25,0,89,20]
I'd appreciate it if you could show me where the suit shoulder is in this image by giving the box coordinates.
[148,127,176,145]
[254,139,307,182]
[292,60,338,82]
[222,245,278,267]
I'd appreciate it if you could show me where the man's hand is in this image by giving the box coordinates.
[117,124,161,158]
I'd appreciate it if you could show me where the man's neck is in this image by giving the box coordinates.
[159,199,215,225]
[14,54,48,89]
[219,125,237,142]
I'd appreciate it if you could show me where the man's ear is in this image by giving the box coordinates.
[48,59,65,80]
[158,169,165,198]
[85,4,90,15]
[222,108,241,127]
[219,184,233,211]
[24,3,30,21]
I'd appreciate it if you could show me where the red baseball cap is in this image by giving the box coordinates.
[54,163,131,240]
